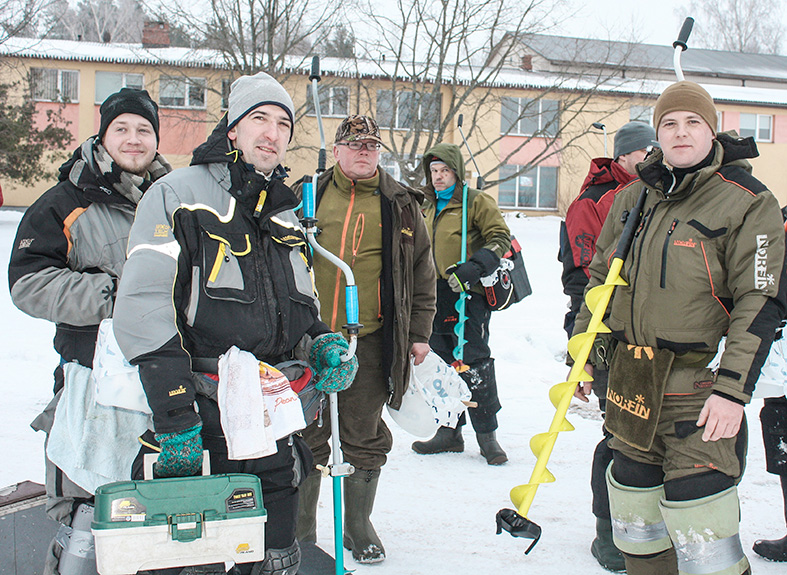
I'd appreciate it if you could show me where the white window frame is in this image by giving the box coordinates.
[739,113,772,142]
[501,97,559,137]
[498,164,558,210]
[159,75,207,109]
[306,85,349,118]
[94,72,144,104]
[376,89,441,131]
[31,68,79,103]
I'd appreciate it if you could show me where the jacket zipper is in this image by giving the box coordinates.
[660,219,679,289]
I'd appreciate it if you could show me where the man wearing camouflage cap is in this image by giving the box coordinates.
[295,115,436,563]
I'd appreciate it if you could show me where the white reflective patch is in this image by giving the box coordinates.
[128,240,181,260]
[180,196,236,223]
[271,215,300,230]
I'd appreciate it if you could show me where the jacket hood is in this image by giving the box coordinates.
[192,115,234,167]
[422,143,466,193]
[638,131,757,196]
[58,138,125,204]
[580,157,637,193]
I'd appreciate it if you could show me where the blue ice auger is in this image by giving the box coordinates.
[300,55,361,575]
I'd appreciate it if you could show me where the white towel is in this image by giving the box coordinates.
[46,362,151,493]
[218,347,277,460]
[259,362,306,440]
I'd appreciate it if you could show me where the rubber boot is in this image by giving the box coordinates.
[753,474,787,561]
[591,517,625,572]
[343,469,385,564]
[411,425,464,454]
[295,471,321,543]
[476,431,508,465]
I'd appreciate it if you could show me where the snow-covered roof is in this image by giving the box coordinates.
[2,36,786,109]
[516,33,787,84]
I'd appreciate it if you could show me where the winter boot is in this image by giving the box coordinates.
[590,517,625,572]
[295,471,321,543]
[343,469,385,563]
[753,474,787,561]
[411,425,464,455]
[476,431,508,465]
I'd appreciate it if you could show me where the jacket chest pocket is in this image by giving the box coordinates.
[659,218,727,295]
[200,229,257,303]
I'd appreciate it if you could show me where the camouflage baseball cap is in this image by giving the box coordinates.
[334,115,383,144]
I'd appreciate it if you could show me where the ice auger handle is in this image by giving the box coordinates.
[673,18,694,51]
[496,509,542,554]
[612,187,648,262]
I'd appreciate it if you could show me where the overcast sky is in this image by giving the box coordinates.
[556,1,786,50]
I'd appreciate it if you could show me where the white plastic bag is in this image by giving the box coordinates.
[387,352,472,436]
[92,318,152,414]
[755,336,787,399]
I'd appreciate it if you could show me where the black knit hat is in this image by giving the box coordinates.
[98,88,160,143]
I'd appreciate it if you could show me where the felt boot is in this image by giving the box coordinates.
[476,431,508,465]
[590,517,625,572]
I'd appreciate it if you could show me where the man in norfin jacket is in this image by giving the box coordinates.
[8,88,171,575]
[573,81,786,575]
[113,73,349,575]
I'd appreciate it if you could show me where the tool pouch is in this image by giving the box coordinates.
[605,344,675,451]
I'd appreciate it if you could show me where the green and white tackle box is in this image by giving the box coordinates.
[92,473,267,575]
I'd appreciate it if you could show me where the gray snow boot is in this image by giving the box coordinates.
[295,470,321,543]
[590,517,625,572]
[343,469,385,564]
[411,425,464,454]
[476,431,508,465]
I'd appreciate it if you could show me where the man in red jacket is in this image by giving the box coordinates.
[558,120,657,572]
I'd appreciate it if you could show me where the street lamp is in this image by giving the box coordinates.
[591,122,607,157]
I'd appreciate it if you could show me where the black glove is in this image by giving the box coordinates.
[445,248,500,293]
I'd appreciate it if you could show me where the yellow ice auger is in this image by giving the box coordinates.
[496,18,695,553]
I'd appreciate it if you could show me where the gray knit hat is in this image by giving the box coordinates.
[613,121,658,160]
[227,72,295,139]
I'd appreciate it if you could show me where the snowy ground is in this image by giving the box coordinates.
[0,209,784,574]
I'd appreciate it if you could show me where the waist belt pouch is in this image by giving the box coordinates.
[276,359,325,425]
[605,344,675,451]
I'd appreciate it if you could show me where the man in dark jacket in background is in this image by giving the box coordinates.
[114,73,351,575]
[410,142,511,465]
[295,115,436,564]
[8,88,170,575]
[559,121,657,571]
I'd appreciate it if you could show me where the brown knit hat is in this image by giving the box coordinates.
[654,81,717,137]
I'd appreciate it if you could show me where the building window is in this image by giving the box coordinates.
[498,164,557,209]
[379,153,401,181]
[95,72,144,104]
[306,85,349,117]
[739,113,772,142]
[629,105,654,125]
[31,68,79,103]
[376,89,441,130]
[501,97,559,137]
[159,76,206,109]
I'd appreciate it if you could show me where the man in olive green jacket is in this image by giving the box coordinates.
[573,81,786,575]
[411,142,511,465]
[295,115,435,564]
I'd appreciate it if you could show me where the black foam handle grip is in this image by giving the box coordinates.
[310,56,321,82]
[318,149,326,173]
[673,17,694,50]
[457,114,464,128]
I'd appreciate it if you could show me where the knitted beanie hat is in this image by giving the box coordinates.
[98,88,160,143]
[654,81,717,137]
[613,121,658,159]
[227,72,295,140]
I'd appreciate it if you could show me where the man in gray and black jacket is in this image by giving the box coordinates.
[8,88,171,575]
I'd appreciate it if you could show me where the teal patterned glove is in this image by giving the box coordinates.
[154,423,203,478]
[310,333,349,371]
[315,355,359,393]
